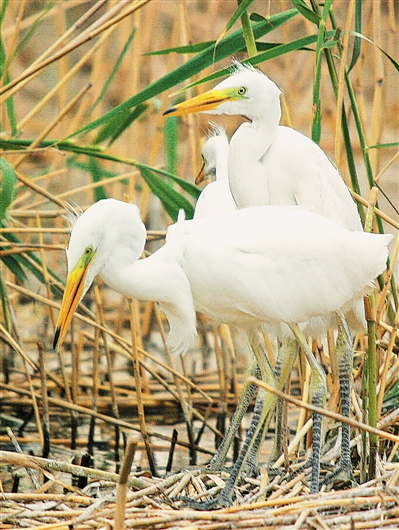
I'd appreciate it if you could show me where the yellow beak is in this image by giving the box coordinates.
[53,257,92,350]
[163,88,234,117]
[195,160,206,185]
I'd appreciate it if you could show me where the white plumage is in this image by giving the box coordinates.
[54,199,390,354]
[163,62,381,498]
[165,62,362,230]
[193,124,236,219]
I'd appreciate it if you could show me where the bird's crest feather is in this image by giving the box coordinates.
[63,201,83,231]
[206,121,228,141]
[230,59,260,76]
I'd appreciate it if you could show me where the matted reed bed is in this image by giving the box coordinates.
[0,1,398,528]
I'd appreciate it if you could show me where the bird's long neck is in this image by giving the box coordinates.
[251,101,281,146]
[215,149,229,181]
[227,105,281,208]
[101,247,197,355]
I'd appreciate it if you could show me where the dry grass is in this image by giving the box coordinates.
[0,1,399,528]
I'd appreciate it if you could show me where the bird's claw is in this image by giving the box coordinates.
[179,492,233,510]
[320,459,357,489]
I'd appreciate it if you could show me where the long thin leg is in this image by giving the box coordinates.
[208,358,260,470]
[268,346,285,465]
[321,314,357,486]
[183,330,279,509]
[289,324,327,494]
[245,338,299,475]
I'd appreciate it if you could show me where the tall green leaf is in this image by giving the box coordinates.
[94,104,148,147]
[90,26,137,117]
[164,116,179,175]
[139,167,194,221]
[0,157,16,220]
[66,8,298,140]
[347,0,362,72]
[173,31,338,93]
[291,0,321,25]
[0,137,202,203]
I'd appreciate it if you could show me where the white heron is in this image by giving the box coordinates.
[164,61,366,492]
[164,58,365,489]
[164,62,362,231]
[193,124,236,219]
[194,125,271,475]
[53,198,390,507]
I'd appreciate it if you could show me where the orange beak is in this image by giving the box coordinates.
[53,255,93,350]
[163,88,235,117]
[195,160,206,185]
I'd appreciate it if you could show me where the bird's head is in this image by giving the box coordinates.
[196,124,229,184]
[53,199,145,350]
[163,62,281,121]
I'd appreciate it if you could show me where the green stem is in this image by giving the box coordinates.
[310,0,333,143]
[363,191,379,481]
[238,0,257,57]
[366,294,377,481]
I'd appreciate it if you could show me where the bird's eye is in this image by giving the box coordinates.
[237,86,247,96]
[84,246,93,257]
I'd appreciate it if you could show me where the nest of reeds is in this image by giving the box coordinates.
[0,1,398,528]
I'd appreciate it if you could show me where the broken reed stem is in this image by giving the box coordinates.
[0,450,150,490]
[114,436,138,530]
[6,428,41,489]
[350,189,399,230]
[128,298,157,476]
[38,342,50,459]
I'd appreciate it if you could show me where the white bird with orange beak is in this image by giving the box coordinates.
[53,198,390,508]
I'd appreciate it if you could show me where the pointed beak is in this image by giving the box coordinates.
[53,257,92,351]
[163,88,233,117]
[195,160,206,185]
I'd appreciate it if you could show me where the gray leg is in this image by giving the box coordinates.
[245,338,299,475]
[208,358,260,470]
[321,314,357,487]
[183,331,279,509]
[289,324,327,494]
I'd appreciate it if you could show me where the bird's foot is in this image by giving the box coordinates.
[174,463,233,475]
[283,459,335,486]
[243,458,259,478]
[243,461,285,480]
[284,459,312,483]
[169,467,236,510]
[320,458,357,489]
[179,490,234,510]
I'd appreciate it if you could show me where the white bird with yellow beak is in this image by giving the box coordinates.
[53,198,390,508]
[163,61,366,496]
[164,62,361,229]
[194,124,236,219]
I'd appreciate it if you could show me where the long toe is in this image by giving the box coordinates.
[180,492,234,510]
[320,458,357,489]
